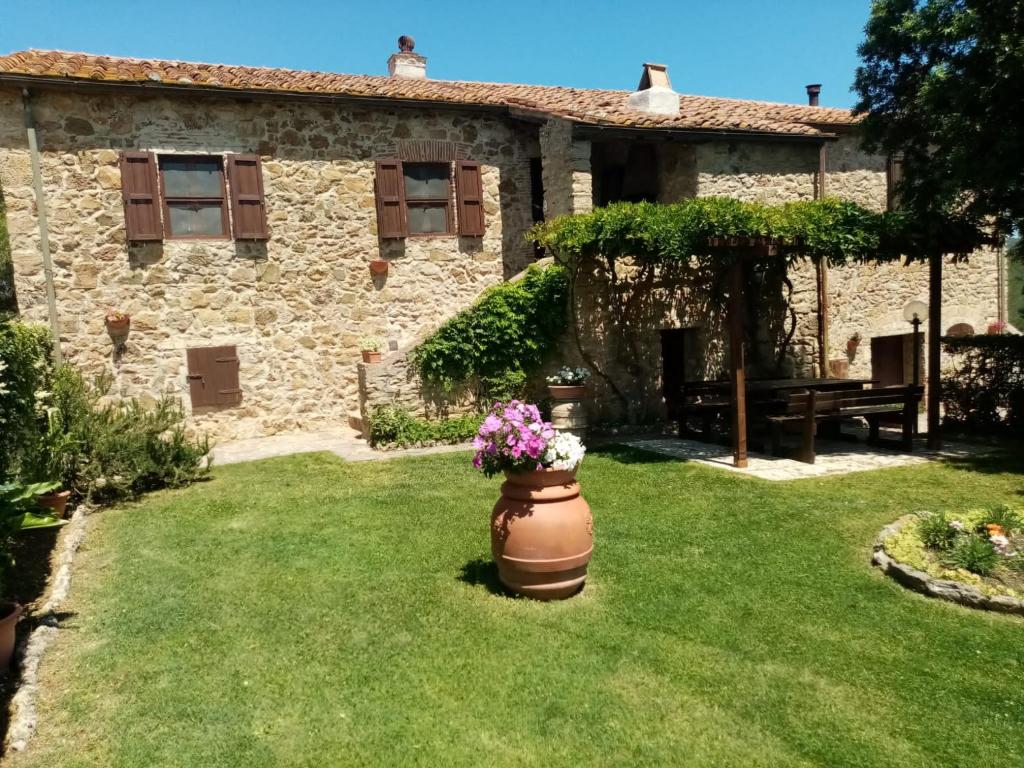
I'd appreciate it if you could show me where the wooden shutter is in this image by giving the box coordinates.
[227,154,269,240]
[186,346,242,408]
[119,151,163,241]
[887,155,904,211]
[455,160,485,236]
[374,159,408,238]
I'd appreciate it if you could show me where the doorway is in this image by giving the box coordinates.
[661,327,701,417]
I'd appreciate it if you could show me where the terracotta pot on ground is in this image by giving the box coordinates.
[361,350,382,364]
[491,468,593,600]
[0,602,23,670]
[37,490,71,519]
[548,385,586,400]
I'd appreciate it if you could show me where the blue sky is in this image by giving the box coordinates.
[0,0,872,108]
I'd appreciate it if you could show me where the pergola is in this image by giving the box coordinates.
[533,197,990,468]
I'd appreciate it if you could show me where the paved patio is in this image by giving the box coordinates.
[620,432,988,481]
[209,427,469,466]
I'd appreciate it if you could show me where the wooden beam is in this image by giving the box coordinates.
[729,261,748,467]
[927,253,942,449]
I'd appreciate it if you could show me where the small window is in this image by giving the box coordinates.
[159,156,229,239]
[886,155,904,212]
[403,162,452,235]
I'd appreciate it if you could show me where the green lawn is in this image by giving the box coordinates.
[12,448,1024,768]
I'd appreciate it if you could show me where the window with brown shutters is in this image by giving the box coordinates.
[227,154,269,240]
[119,151,163,241]
[455,160,485,237]
[186,346,242,409]
[374,159,408,238]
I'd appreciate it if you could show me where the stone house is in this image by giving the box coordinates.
[0,43,1010,438]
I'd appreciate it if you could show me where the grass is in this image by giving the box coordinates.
[11,448,1024,768]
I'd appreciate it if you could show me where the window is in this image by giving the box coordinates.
[374,158,485,239]
[403,163,452,234]
[158,156,229,239]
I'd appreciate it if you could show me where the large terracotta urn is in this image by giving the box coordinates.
[0,602,23,670]
[548,386,588,440]
[490,468,593,600]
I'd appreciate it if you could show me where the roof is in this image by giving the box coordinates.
[0,49,860,138]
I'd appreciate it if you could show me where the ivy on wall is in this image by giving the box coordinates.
[410,264,569,403]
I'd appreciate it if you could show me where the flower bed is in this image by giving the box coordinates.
[873,506,1024,615]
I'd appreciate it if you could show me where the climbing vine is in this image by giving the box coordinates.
[411,264,569,403]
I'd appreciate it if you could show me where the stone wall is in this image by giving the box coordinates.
[0,87,537,440]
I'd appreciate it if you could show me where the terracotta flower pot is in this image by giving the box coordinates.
[491,468,593,600]
[37,490,71,519]
[369,259,389,276]
[0,602,23,670]
[361,350,382,364]
[548,385,586,401]
[105,317,130,334]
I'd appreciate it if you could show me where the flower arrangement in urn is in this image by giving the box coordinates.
[546,366,591,400]
[473,401,592,600]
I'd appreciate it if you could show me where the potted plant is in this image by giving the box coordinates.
[104,307,130,335]
[987,321,1007,335]
[369,259,389,276]
[473,401,592,600]
[0,481,66,670]
[546,366,591,400]
[359,337,384,364]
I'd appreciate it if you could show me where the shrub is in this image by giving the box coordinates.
[0,319,52,479]
[984,504,1022,534]
[942,534,1001,577]
[368,406,480,448]
[941,335,1024,436]
[411,264,568,404]
[916,511,959,551]
[30,366,210,502]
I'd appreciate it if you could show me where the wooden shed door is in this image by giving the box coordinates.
[870,335,906,387]
[186,346,242,408]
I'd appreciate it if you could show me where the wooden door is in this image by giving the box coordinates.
[661,328,700,417]
[871,335,905,387]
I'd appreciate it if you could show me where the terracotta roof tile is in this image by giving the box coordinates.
[0,49,859,137]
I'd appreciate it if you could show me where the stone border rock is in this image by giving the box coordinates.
[6,504,92,753]
[873,514,1024,617]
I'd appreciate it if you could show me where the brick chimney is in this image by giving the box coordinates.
[627,63,680,116]
[388,35,426,79]
[806,83,821,107]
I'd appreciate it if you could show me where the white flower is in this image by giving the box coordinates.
[949,520,965,531]
[543,430,586,471]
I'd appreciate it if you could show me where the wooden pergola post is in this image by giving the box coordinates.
[729,260,748,467]
[927,253,943,449]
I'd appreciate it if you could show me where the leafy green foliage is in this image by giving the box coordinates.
[916,511,959,550]
[531,197,985,269]
[985,504,1022,534]
[0,190,16,315]
[855,0,1024,240]
[0,480,64,594]
[367,405,480,448]
[0,319,52,479]
[941,334,1024,436]
[411,264,569,402]
[33,366,210,502]
[943,534,1001,577]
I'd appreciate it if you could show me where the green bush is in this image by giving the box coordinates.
[941,335,1024,437]
[32,366,210,502]
[0,319,52,479]
[411,264,568,404]
[942,534,1001,577]
[916,511,959,551]
[368,406,480,448]
[0,192,16,315]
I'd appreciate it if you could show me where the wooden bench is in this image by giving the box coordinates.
[676,382,732,441]
[765,385,922,464]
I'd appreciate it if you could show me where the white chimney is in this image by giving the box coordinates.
[388,35,427,79]
[627,63,679,116]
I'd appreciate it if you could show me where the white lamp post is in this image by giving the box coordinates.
[902,300,929,388]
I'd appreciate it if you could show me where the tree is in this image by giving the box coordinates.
[854,0,1024,248]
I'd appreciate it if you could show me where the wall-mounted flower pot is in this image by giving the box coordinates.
[0,602,23,670]
[37,489,71,519]
[987,323,1006,335]
[361,350,382,364]
[105,317,130,348]
[369,260,389,276]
